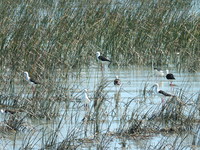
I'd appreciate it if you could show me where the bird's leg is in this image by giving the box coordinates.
[155,75,158,82]
[170,81,176,87]
[32,86,36,96]
[84,104,89,112]
[156,75,159,81]
[100,63,104,71]
[115,85,118,93]
[161,98,166,111]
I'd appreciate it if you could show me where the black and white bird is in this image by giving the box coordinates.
[96,52,111,63]
[1,109,16,114]
[166,70,175,86]
[24,72,40,85]
[152,83,173,97]
[151,83,174,108]
[114,76,121,86]
[24,71,40,93]
[96,52,111,69]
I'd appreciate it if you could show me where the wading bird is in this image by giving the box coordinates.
[151,83,173,108]
[114,76,121,86]
[166,70,175,86]
[96,52,111,68]
[1,109,16,114]
[24,72,40,85]
[82,89,91,109]
[152,83,173,97]
[24,71,40,93]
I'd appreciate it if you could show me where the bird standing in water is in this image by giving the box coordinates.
[166,70,175,86]
[151,83,174,109]
[96,52,111,69]
[24,72,40,85]
[82,89,91,110]
[24,71,40,93]
[114,76,121,86]
[152,83,173,97]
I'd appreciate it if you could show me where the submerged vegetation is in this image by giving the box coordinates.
[0,0,200,149]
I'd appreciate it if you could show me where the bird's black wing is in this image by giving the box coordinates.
[98,56,111,62]
[5,109,16,114]
[166,74,175,80]
[30,78,40,84]
[159,90,172,96]
[114,79,121,85]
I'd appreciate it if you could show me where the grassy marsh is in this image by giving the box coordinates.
[0,0,199,72]
[0,0,200,149]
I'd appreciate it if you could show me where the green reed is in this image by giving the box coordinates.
[117,82,200,144]
[0,0,200,149]
[0,0,199,73]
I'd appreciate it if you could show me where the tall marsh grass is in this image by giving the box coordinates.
[0,0,199,72]
[0,0,200,149]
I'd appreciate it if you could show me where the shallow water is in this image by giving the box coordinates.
[0,64,200,149]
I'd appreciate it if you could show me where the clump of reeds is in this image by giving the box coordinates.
[0,112,33,134]
[0,0,198,73]
[93,77,109,111]
[93,77,110,134]
[117,82,200,141]
[0,0,199,149]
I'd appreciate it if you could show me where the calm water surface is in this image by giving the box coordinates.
[0,64,200,149]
